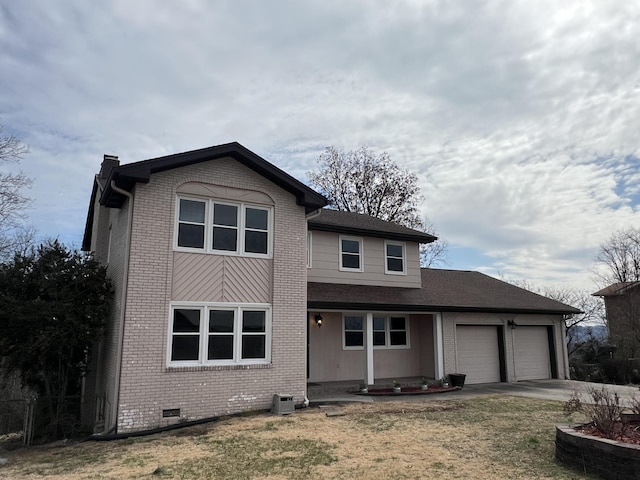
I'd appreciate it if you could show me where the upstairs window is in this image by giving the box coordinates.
[176,197,271,257]
[340,236,363,271]
[385,241,406,274]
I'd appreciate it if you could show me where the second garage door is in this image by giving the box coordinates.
[514,326,551,381]
[456,325,502,384]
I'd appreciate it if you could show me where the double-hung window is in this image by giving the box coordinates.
[169,304,271,366]
[340,236,363,271]
[342,314,409,350]
[176,197,271,257]
[385,241,406,274]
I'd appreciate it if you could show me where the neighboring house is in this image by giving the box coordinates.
[82,142,579,434]
[593,282,640,353]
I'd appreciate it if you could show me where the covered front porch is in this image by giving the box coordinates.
[307,310,444,386]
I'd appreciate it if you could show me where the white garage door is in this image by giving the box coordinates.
[456,326,501,384]
[514,327,551,381]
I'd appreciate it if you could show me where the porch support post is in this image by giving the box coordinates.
[365,312,374,385]
[433,312,444,380]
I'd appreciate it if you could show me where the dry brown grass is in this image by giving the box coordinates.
[0,395,595,479]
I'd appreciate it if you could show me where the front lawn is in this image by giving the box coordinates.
[0,395,596,479]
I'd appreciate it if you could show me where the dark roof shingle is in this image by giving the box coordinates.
[308,209,436,244]
[308,268,581,315]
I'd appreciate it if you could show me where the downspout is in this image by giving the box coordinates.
[303,208,322,406]
[103,180,134,435]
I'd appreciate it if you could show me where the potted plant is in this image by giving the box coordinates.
[420,377,430,390]
[393,380,402,393]
[448,373,466,388]
[358,382,368,394]
[440,375,449,388]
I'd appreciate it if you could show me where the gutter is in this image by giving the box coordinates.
[102,180,134,435]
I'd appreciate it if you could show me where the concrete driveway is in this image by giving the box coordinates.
[444,379,640,404]
[312,379,640,405]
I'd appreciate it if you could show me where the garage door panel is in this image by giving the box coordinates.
[514,327,550,381]
[457,326,501,384]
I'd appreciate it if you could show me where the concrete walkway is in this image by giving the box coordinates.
[310,379,640,405]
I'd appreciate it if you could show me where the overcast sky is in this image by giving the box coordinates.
[1,1,639,291]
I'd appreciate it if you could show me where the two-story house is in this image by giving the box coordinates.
[82,142,578,434]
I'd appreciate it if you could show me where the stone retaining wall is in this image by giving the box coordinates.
[556,425,640,479]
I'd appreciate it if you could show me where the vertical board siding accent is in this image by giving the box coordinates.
[171,253,272,303]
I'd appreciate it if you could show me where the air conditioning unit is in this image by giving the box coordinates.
[272,393,294,415]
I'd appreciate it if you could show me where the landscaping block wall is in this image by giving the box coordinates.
[556,425,640,480]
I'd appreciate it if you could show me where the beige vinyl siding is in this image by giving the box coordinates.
[307,230,422,288]
[307,314,431,382]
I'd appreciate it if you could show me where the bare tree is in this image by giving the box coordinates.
[308,146,447,266]
[0,124,32,259]
[595,227,640,285]
[500,276,605,356]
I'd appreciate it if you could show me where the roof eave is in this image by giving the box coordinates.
[307,300,580,315]
[308,222,437,244]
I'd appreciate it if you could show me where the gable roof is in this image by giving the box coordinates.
[593,281,640,297]
[99,142,327,211]
[82,143,328,250]
[308,268,581,315]
[308,209,437,244]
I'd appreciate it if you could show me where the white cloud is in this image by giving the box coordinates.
[1,0,639,292]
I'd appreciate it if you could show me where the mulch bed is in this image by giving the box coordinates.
[577,421,640,445]
[359,386,461,396]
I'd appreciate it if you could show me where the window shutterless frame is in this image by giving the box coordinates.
[174,196,273,258]
[339,235,363,272]
[384,240,406,275]
[167,302,272,367]
[341,313,410,351]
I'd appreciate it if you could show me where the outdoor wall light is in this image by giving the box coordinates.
[314,314,323,327]
[507,320,518,330]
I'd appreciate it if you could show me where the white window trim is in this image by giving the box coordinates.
[342,313,410,351]
[167,302,272,367]
[384,240,407,275]
[339,235,363,272]
[174,195,273,258]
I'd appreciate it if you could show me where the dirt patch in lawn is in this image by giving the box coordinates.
[0,396,589,479]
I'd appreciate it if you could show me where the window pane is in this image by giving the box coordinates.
[373,316,385,331]
[342,239,360,254]
[373,331,386,346]
[213,227,237,251]
[387,258,403,272]
[242,336,266,359]
[208,335,234,360]
[390,317,406,330]
[390,331,407,345]
[179,199,205,223]
[173,309,200,332]
[387,244,403,257]
[209,310,234,332]
[171,336,199,361]
[245,231,267,254]
[243,311,265,332]
[345,331,363,347]
[246,208,268,230]
[342,253,360,269]
[178,224,204,248]
[344,316,363,330]
[213,204,238,227]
